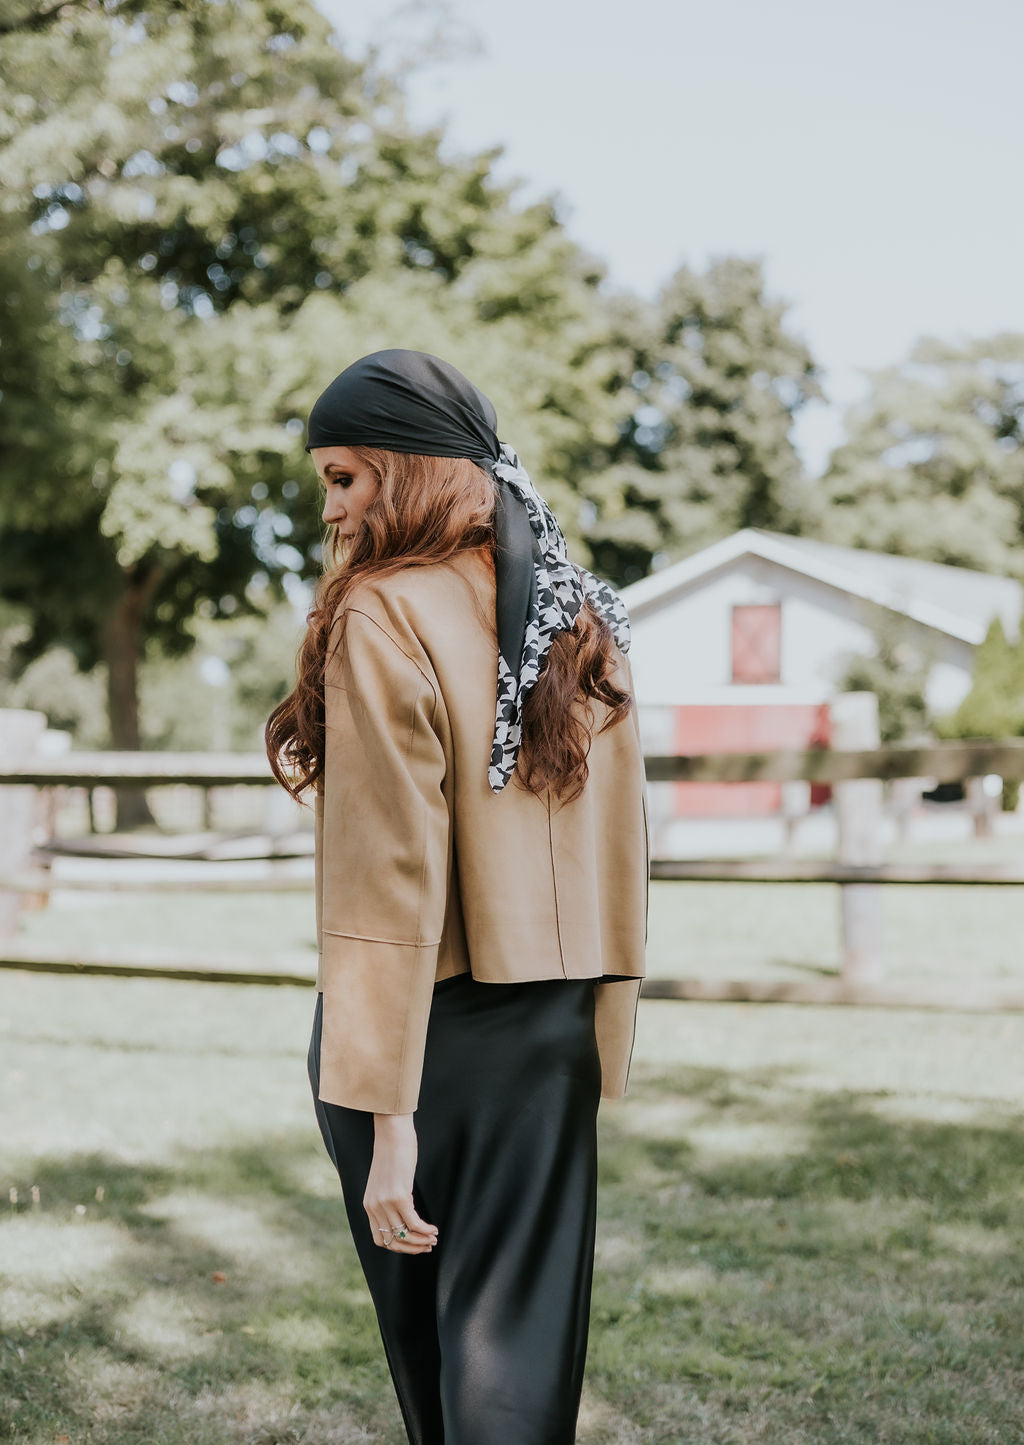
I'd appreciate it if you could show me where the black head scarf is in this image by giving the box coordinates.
[305,348,630,793]
[306,348,501,466]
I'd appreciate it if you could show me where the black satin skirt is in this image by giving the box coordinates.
[307,971,603,1445]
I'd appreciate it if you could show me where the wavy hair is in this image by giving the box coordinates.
[265,447,632,803]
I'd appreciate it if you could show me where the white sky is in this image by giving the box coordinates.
[314,0,1024,474]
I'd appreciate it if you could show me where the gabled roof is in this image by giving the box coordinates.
[620,528,1023,646]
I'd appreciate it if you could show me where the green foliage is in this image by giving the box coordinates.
[820,334,1024,576]
[0,596,303,750]
[834,610,937,743]
[933,617,1024,811]
[583,256,823,584]
[936,617,1024,739]
[1,1,824,753]
[0,0,625,757]
[0,644,110,746]
[140,601,304,750]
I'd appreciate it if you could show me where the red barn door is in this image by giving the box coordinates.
[671,703,831,817]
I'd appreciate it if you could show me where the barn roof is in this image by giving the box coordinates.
[619,529,1023,646]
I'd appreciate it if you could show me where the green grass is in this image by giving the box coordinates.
[3,883,1024,1443]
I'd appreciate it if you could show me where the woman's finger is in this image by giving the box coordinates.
[367,1205,436,1252]
[401,1202,436,1236]
[370,1216,395,1248]
[393,1197,439,1240]
[395,1213,435,1244]
[368,1195,438,1242]
[385,1212,437,1251]
[392,1213,437,1243]
[381,1229,433,1254]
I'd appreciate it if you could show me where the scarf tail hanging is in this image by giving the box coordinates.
[487,444,631,794]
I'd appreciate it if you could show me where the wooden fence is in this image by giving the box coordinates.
[3,710,1024,1011]
[2,738,1023,789]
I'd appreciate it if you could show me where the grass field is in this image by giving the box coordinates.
[3,881,1024,1443]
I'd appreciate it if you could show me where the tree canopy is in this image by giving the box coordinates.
[819,335,1024,577]
[833,611,936,744]
[935,616,1024,741]
[0,0,623,775]
[1,0,838,788]
[582,256,823,583]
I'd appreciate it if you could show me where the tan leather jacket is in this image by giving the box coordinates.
[313,545,649,1114]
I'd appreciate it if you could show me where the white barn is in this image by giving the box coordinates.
[619,528,1022,824]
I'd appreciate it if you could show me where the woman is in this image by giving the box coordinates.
[266,349,649,1445]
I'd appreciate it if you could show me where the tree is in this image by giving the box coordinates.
[934,617,1024,810]
[818,335,1024,576]
[0,0,623,820]
[935,616,1024,739]
[580,256,823,585]
[833,611,937,743]
[0,0,108,39]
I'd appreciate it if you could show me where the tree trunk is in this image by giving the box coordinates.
[103,566,162,831]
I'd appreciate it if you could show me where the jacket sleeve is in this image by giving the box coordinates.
[593,978,643,1099]
[316,604,450,1114]
[593,650,648,1101]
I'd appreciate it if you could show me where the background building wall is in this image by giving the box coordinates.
[626,554,977,712]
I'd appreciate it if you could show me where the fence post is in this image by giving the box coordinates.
[832,692,884,984]
[965,775,997,838]
[0,710,47,942]
[781,780,811,855]
[890,775,924,844]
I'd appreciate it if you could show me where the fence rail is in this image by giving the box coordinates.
[0,869,314,894]
[645,739,1024,783]
[3,723,1023,1009]
[0,752,276,788]
[5,860,1024,893]
[3,738,1024,787]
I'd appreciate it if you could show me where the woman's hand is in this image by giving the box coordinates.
[365,1113,439,1255]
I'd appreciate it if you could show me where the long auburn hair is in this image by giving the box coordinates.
[265,446,632,804]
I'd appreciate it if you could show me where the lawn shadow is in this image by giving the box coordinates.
[1,1136,398,1444]
[2,1067,1023,1445]
[766,957,842,978]
[589,1058,1024,1442]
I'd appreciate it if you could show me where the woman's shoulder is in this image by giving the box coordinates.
[333,549,496,655]
[352,546,491,602]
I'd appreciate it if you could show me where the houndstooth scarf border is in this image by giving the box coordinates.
[488,443,631,793]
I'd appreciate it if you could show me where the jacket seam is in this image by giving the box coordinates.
[393,980,412,1114]
[321,929,441,947]
[641,788,651,945]
[399,671,440,1103]
[415,671,439,948]
[342,607,440,695]
[608,979,641,1100]
[624,978,640,1090]
[545,788,567,976]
